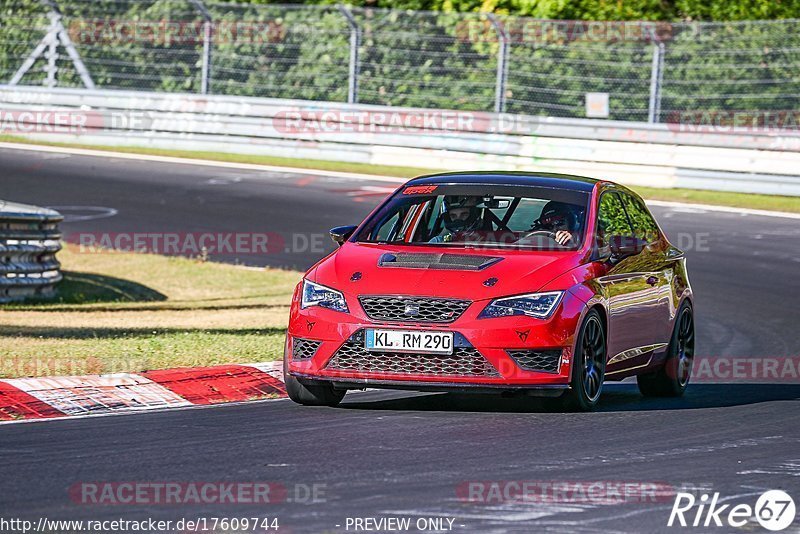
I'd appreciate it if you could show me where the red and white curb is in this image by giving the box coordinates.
[0,361,285,423]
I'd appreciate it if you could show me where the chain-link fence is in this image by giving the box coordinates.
[1,0,799,122]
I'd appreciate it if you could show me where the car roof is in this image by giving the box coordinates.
[407,171,601,192]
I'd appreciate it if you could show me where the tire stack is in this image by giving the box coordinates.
[0,200,63,303]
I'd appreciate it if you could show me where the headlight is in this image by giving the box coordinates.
[301,280,349,313]
[478,291,563,319]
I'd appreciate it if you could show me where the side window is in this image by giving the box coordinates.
[597,192,633,249]
[620,194,660,244]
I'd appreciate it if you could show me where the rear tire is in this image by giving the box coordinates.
[283,345,346,407]
[637,302,695,397]
[546,309,606,412]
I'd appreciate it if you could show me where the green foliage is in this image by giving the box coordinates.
[0,0,52,85]
[206,4,350,99]
[354,10,496,109]
[304,0,800,21]
[661,20,800,116]
[1,0,797,120]
[675,0,800,21]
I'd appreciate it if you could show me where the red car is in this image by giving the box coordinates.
[284,172,694,411]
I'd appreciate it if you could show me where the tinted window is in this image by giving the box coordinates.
[596,192,633,248]
[355,184,590,250]
[621,194,660,243]
[374,211,400,241]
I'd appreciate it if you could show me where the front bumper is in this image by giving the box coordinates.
[291,372,570,396]
[286,291,584,389]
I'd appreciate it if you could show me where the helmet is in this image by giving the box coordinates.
[442,195,481,233]
[534,201,580,232]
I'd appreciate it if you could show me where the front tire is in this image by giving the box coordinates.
[547,309,606,412]
[637,302,695,397]
[283,348,346,407]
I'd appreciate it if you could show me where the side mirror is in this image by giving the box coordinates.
[609,235,646,258]
[330,225,357,246]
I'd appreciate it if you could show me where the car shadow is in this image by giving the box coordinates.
[338,383,800,413]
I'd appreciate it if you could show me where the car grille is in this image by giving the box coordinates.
[359,296,471,323]
[507,349,562,373]
[327,339,500,378]
[292,338,322,360]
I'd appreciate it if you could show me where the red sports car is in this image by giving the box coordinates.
[284,172,694,411]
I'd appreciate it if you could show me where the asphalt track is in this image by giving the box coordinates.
[1,146,799,533]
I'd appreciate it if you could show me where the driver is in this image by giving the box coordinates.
[429,195,482,243]
[531,201,581,246]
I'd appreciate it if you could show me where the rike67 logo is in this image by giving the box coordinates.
[669,490,796,531]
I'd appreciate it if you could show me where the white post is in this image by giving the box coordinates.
[189,0,213,95]
[10,3,95,89]
[647,42,665,123]
[488,14,508,114]
[201,20,212,94]
[338,5,361,104]
[56,13,96,89]
[44,12,59,87]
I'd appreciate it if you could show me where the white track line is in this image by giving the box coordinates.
[1,141,797,218]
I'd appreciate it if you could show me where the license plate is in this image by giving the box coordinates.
[365,329,453,355]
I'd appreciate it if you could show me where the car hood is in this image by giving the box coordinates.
[311,243,582,301]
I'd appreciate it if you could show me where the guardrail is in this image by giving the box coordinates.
[1,85,799,196]
[0,200,63,303]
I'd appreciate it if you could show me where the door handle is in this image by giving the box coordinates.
[646,276,658,286]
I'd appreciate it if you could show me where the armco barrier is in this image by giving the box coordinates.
[1,85,799,196]
[0,200,63,303]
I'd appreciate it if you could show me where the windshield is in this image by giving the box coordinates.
[354,184,590,250]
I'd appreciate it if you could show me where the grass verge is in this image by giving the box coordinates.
[632,186,799,213]
[2,134,797,214]
[0,245,301,378]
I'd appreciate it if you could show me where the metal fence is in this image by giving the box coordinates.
[0,200,63,303]
[1,0,799,122]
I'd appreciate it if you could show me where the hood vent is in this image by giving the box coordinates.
[378,252,502,271]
